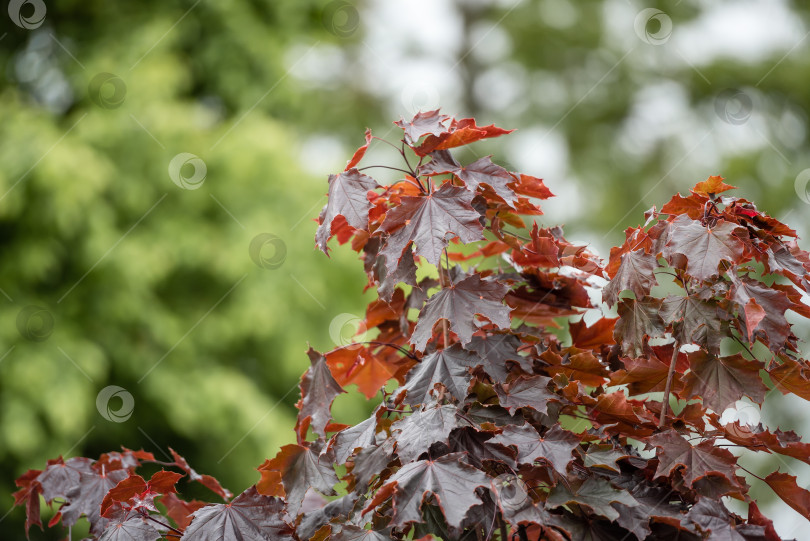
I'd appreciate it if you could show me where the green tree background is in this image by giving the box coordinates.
[1,0,810,538]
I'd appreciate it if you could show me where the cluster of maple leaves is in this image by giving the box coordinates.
[14,110,810,540]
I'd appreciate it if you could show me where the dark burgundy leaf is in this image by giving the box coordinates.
[613,297,665,358]
[167,448,231,501]
[316,169,379,253]
[661,294,726,353]
[682,351,767,412]
[183,487,293,541]
[602,250,659,306]
[411,274,511,352]
[297,348,345,438]
[297,493,360,541]
[257,444,338,516]
[763,471,810,520]
[397,345,479,405]
[546,477,639,522]
[392,404,459,462]
[682,498,747,541]
[663,215,745,282]
[349,438,396,489]
[647,431,738,488]
[332,525,391,541]
[380,182,484,273]
[61,468,128,532]
[97,509,160,541]
[729,274,792,350]
[394,109,450,144]
[421,151,517,206]
[464,333,528,382]
[494,375,557,415]
[330,412,380,464]
[487,424,579,475]
[37,457,94,501]
[363,452,489,528]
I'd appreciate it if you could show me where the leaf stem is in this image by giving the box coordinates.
[138,510,183,536]
[659,342,680,427]
[357,165,413,175]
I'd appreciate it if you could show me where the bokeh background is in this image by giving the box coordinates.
[2,0,810,538]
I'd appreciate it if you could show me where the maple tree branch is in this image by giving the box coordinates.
[497,514,509,540]
[659,342,680,427]
[439,249,450,347]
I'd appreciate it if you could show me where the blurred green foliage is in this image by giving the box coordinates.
[3,0,810,538]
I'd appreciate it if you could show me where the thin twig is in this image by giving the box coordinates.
[357,165,413,175]
[659,342,680,427]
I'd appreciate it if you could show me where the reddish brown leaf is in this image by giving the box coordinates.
[296,348,346,437]
[769,356,810,401]
[362,453,489,528]
[256,444,338,516]
[763,472,810,520]
[326,348,395,400]
[691,175,737,197]
[647,431,738,487]
[663,215,745,282]
[394,110,450,144]
[380,182,484,272]
[160,493,206,531]
[488,425,580,475]
[411,274,511,352]
[345,128,372,170]
[613,298,665,358]
[494,375,557,415]
[316,169,380,253]
[603,250,659,306]
[682,351,767,412]
[183,486,293,541]
[168,448,232,501]
[511,174,554,199]
[568,317,617,349]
